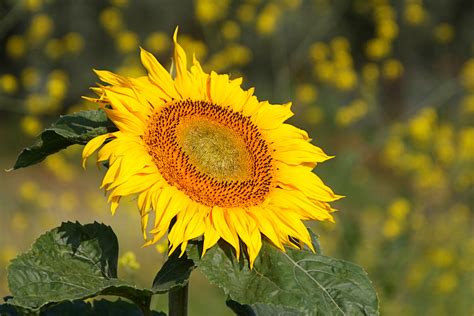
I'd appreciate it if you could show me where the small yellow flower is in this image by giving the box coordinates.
[296,84,318,104]
[116,31,139,53]
[64,32,85,53]
[221,20,241,41]
[6,35,26,59]
[404,3,426,25]
[435,272,458,294]
[382,59,404,80]
[362,63,380,83]
[145,32,170,54]
[365,38,391,60]
[100,7,123,34]
[118,251,141,270]
[388,198,410,221]
[256,4,281,35]
[20,115,42,137]
[195,0,230,24]
[21,67,41,90]
[309,42,329,62]
[0,74,18,94]
[28,14,54,43]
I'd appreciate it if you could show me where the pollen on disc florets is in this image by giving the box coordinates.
[143,99,273,208]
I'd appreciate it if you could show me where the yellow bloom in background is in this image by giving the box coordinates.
[404,2,426,25]
[20,115,42,137]
[6,35,26,59]
[145,32,170,54]
[195,0,230,24]
[433,23,454,44]
[0,74,18,94]
[382,59,404,80]
[82,29,341,267]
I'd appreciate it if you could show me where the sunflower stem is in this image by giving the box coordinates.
[168,283,189,316]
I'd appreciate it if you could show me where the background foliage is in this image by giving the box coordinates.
[0,0,472,315]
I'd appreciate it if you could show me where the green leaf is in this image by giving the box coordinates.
[7,222,152,311]
[188,229,379,316]
[11,110,117,170]
[152,251,195,293]
[41,299,166,316]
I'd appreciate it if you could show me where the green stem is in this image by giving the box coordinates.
[168,283,189,316]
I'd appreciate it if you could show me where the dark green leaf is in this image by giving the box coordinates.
[40,299,166,316]
[152,251,195,293]
[188,229,379,316]
[7,222,152,310]
[11,110,117,170]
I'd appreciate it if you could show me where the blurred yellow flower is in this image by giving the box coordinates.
[404,2,426,25]
[145,32,170,54]
[21,67,41,90]
[433,23,454,44]
[256,4,281,35]
[45,154,77,182]
[45,38,64,60]
[296,83,318,104]
[460,94,474,114]
[6,35,26,59]
[28,14,54,43]
[435,124,455,165]
[47,76,68,101]
[100,7,123,34]
[458,127,474,161]
[221,20,241,41]
[38,191,54,209]
[11,213,28,232]
[435,272,458,294]
[388,198,410,221]
[460,58,474,91]
[333,50,353,69]
[195,0,230,24]
[408,107,437,144]
[19,181,40,201]
[377,19,399,40]
[111,0,128,7]
[25,0,43,11]
[305,106,324,125]
[116,31,139,53]
[0,74,18,94]
[309,42,329,62]
[382,218,401,239]
[64,32,85,53]
[118,251,140,270]
[335,99,368,127]
[314,61,335,82]
[155,242,168,254]
[20,115,42,137]
[330,37,350,52]
[374,4,396,21]
[333,69,358,91]
[59,191,79,213]
[237,4,256,23]
[362,63,380,83]
[430,248,454,268]
[365,38,391,60]
[382,59,404,80]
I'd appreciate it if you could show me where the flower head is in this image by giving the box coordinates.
[83,28,341,267]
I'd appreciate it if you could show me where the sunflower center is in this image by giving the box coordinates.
[177,118,251,181]
[143,99,273,208]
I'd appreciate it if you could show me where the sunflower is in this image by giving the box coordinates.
[82,28,341,267]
